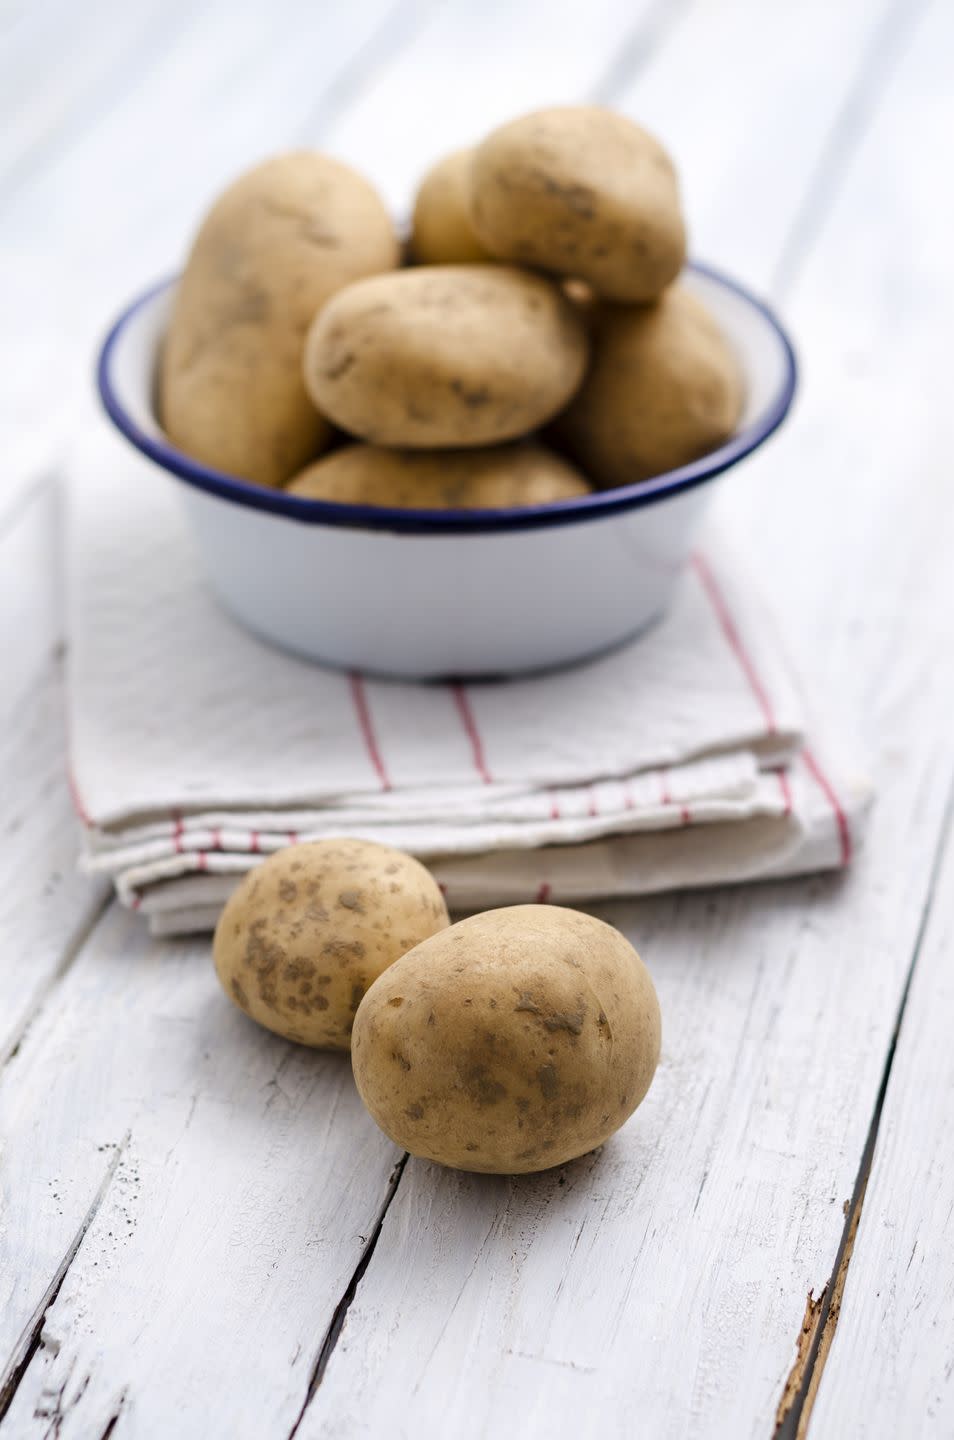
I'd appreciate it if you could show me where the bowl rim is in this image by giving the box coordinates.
[96,261,798,537]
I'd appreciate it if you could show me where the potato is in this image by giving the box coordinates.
[557,285,745,487]
[287,441,590,509]
[302,264,589,448]
[470,106,686,302]
[213,839,449,1049]
[351,904,661,1174]
[161,152,399,488]
[410,148,491,264]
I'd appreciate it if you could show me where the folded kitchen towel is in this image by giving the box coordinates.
[66,424,871,935]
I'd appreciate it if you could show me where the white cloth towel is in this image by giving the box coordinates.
[67,426,871,934]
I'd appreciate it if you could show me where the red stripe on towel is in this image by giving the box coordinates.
[67,767,92,827]
[211,827,222,850]
[349,673,391,791]
[536,881,552,903]
[452,684,492,784]
[692,551,777,734]
[249,830,261,853]
[802,748,852,866]
[549,792,562,820]
[659,768,691,825]
[777,770,794,817]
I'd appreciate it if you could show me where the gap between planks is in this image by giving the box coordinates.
[0,1134,130,1425]
[590,0,693,102]
[296,0,452,142]
[775,769,954,1438]
[0,888,114,1071]
[771,0,931,301]
[288,1154,409,1439]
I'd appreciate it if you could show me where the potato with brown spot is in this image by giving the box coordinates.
[410,148,491,264]
[557,284,744,487]
[287,441,590,510]
[160,152,399,488]
[302,265,589,448]
[351,904,661,1173]
[470,107,686,302]
[213,839,449,1049]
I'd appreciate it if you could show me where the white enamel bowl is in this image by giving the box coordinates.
[97,263,796,678]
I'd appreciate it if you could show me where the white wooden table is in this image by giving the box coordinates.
[2,1,953,1435]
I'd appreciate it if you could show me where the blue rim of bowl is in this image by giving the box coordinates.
[96,261,798,536]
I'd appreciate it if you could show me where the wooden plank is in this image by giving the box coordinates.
[0,0,194,196]
[807,807,954,1437]
[795,23,954,1423]
[292,1,954,1435]
[0,486,108,1065]
[0,905,401,1438]
[612,0,913,292]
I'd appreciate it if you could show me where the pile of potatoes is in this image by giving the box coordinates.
[213,838,661,1174]
[161,106,744,510]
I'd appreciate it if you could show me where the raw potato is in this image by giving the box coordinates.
[161,152,399,488]
[287,441,591,509]
[302,264,589,448]
[410,148,491,264]
[558,285,745,487]
[351,905,661,1174]
[470,106,686,302]
[213,839,449,1050]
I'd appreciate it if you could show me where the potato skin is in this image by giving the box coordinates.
[470,106,686,302]
[160,152,399,488]
[351,905,661,1174]
[287,441,590,509]
[410,148,491,264]
[557,286,744,487]
[302,264,589,448]
[213,839,449,1050]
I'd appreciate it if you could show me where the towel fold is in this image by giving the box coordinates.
[67,425,871,934]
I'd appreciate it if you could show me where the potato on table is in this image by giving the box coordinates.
[470,106,686,302]
[410,148,491,264]
[558,285,744,487]
[161,151,399,488]
[351,904,661,1174]
[302,264,589,448]
[213,839,449,1049]
[287,440,590,509]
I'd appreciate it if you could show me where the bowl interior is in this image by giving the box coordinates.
[98,264,796,534]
